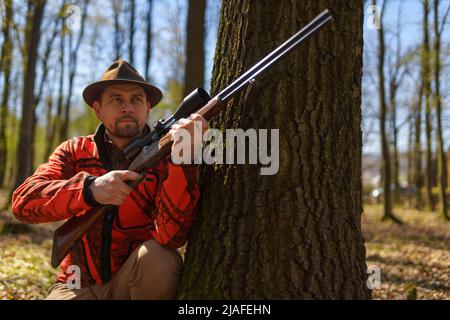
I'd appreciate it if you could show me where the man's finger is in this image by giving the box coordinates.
[115,194,126,203]
[189,113,208,124]
[115,170,141,182]
[113,184,131,197]
[177,118,189,125]
[188,113,203,120]
[111,198,124,206]
[115,179,135,195]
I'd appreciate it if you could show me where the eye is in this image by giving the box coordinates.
[132,97,143,103]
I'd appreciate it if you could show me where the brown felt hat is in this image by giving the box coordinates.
[82,59,163,108]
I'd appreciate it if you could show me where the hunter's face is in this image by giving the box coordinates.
[93,84,151,139]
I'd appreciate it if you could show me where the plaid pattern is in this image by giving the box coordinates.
[12,125,200,286]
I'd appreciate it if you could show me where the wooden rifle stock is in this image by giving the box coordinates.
[51,206,106,268]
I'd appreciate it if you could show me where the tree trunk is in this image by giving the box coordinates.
[144,0,153,81]
[60,0,89,141]
[4,68,20,194]
[432,0,449,220]
[407,108,414,208]
[178,1,370,299]
[34,9,60,109]
[422,0,434,211]
[183,0,206,97]
[128,0,135,65]
[112,0,122,60]
[0,0,13,187]
[46,10,66,159]
[389,78,400,203]
[12,0,46,190]
[44,93,54,161]
[375,0,402,223]
[414,82,424,209]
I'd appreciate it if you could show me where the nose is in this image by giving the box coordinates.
[120,101,134,113]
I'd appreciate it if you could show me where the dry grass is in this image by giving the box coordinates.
[362,204,450,300]
[0,235,57,299]
[0,194,448,299]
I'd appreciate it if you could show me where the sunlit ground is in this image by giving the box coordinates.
[0,189,448,299]
[363,204,450,299]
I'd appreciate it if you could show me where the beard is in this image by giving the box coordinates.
[111,116,141,138]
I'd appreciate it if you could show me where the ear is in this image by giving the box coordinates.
[146,101,151,113]
[92,101,101,118]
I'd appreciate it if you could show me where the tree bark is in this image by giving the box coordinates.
[12,0,46,190]
[375,0,402,223]
[144,0,153,81]
[414,81,424,209]
[59,0,89,141]
[112,0,122,61]
[128,0,136,65]
[183,0,206,97]
[178,1,370,299]
[46,6,66,159]
[389,78,400,203]
[0,0,13,187]
[432,0,449,220]
[407,107,414,207]
[422,0,435,211]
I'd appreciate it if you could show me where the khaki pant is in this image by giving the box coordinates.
[46,239,183,300]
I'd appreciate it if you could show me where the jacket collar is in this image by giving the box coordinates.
[93,123,151,171]
[93,124,112,170]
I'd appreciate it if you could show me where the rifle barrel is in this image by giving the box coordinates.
[218,9,333,103]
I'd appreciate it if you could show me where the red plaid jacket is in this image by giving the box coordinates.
[12,124,200,287]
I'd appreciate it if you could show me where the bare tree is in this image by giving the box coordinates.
[433,0,450,220]
[144,0,153,81]
[387,4,410,203]
[407,101,415,207]
[422,0,435,211]
[46,1,67,160]
[0,0,13,187]
[112,0,123,60]
[128,0,136,64]
[414,80,424,209]
[12,0,46,191]
[183,0,206,97]
[34,12,60,108]
[374,0,402,223]
[59,0,90,141]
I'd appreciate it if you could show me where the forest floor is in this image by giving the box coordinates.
[0,190,449,299]
[363,204,449,299]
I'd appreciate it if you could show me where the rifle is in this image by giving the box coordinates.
[51,9,333,268]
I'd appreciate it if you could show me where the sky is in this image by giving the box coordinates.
[362,0,450,155]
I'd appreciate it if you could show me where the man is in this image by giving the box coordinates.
[12,60,208,299]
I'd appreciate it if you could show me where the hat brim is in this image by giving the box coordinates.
[82,79,163,108]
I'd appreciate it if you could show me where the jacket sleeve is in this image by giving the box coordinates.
[12,139,94,224]
[151,158,200,249]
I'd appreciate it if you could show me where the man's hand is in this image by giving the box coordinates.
[168,113,208,163]
[89,170,141,206]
